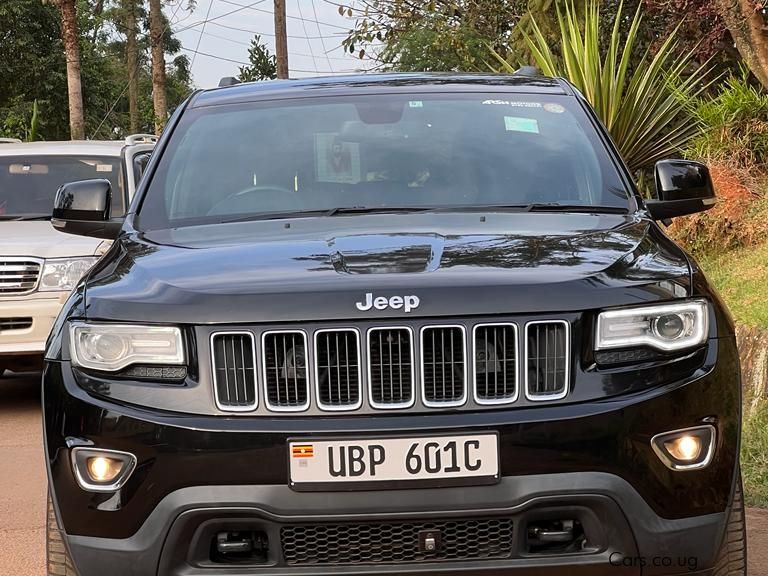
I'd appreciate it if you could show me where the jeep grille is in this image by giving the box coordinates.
[315,329,362,410]
[209,320,571,413]
[473,324,518,404]
[211,332,258,411]
[0,259,42,294]
[263,331,309,411]
[368,327,414,408]
[421,326,466,407]
[525,321,570,400]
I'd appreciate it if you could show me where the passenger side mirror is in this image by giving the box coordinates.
[645,160,716,220]
[51,179,123,239]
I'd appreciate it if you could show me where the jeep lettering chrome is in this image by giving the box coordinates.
[355,292,420,313]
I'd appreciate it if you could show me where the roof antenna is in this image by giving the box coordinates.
[218,77,241,87]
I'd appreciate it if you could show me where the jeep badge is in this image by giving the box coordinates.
[355,292,420,313]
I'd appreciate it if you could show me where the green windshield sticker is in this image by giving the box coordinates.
[408,100,423,108]
[504,116,540,134]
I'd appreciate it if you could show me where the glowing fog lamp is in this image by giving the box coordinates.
[71,448,137,492]
[651,425,716,471]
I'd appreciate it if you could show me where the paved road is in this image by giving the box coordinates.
[1,371,767,575]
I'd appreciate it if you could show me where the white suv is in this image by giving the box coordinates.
[0,136,155,376]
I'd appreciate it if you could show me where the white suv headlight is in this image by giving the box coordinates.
[596,300,708,352]
[69,323,185,372]
[39,257,98,292]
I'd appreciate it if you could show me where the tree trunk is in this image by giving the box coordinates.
[124,0,140,134]
[715,0,768,89]
[148,0,167,134]
[58,0,85,140]
[736,325,768,417]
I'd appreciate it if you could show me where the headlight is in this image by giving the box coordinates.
[69,323,185,372]
[39,257,98,292]
[596,300,708,352]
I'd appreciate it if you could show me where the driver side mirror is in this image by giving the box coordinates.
[51,179,123,239]
[645,160,716,220]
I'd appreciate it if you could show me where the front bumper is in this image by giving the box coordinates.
[43,336,741,576]
[0,295,63,356]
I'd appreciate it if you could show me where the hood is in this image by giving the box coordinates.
[0,221,102,259]
[83,212,691,323]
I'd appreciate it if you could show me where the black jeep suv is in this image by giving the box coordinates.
[43,73,744,576]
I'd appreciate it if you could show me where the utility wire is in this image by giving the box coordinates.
[174,0,269,34]
[295,0,319,73]
[190,0,216,68]
[204,19,345,40]
[311,0,335,72]
[217,0,349,30]
[179,45,359,73]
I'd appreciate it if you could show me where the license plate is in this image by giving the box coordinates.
[289,433,499,491]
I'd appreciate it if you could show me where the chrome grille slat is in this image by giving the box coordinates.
[315,329,361,411]
[421,326,466,407]
[263,331,309,411]
[525,321,569,401]
[474,324,518,404]
[211,332,258,411]
[0,259,41,294]
[368,327,414,409]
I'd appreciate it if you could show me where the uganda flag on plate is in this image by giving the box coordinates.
[292,444,314,458]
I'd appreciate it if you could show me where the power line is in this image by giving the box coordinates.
[174,0,269,34]
[217,0,349,30]
[311,0,335,72]
[204,19,345,40]
[179,45,360,73]
[295,0,319,73]
[186,26,353,60]
[190,0,216,68]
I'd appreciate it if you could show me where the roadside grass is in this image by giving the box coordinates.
[697,241,768,506]
[697,241,768,329]
[742,403,768,507]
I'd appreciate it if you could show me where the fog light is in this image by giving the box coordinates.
[86,456,123,483]
[665,435,702,462]
[71,448,136,492]
[651,425,716,471]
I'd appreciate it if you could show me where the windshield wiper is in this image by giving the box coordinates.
[522,203,628,214]
[323,206,435,217]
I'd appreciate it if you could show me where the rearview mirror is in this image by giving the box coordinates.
[51,179,122,239]
[645,160,716,220]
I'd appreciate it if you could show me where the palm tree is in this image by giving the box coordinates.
[149,0,167,133]
[52,0,85,139]
[123,0,141,133]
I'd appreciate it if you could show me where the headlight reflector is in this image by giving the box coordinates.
[596,300,708,352]
[39,257,97,292]
[70,323,185,371]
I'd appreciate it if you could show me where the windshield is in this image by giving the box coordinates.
[0,155,123,219]
[138,94,630,230]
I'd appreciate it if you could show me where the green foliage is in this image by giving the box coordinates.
[0,0,193,141]
[493,1,711,172]
[686,71,768,167]
[238,35,277,82]
[340,0,529,72]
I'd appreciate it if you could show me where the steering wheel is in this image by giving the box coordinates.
[207,185,301,216]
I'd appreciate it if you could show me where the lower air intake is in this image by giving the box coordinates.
[281,517,514,565]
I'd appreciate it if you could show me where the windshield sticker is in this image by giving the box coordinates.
[483,99,542,108]
[544,103,566,114]
[505,116,540,134]
[408,100,424,108]
[315,132,361,184]
[96,164,113,172]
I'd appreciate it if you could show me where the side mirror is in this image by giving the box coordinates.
[645,160,716,220]
[51,179,123,239]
